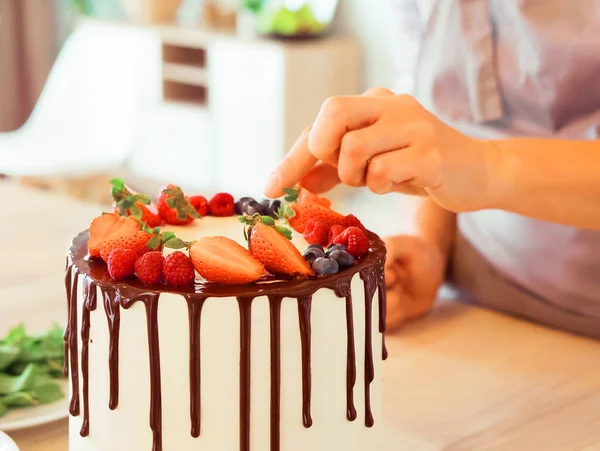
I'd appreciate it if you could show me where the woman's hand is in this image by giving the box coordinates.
[384,234,446,329]
[264,88,498,213]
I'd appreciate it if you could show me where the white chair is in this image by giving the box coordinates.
[0,20,156,177]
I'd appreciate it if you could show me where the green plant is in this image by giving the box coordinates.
[242,0,265,13]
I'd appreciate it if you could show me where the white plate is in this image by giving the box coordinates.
[0,380,69,432]
[0,430,19,451]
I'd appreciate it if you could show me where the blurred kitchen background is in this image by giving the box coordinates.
[0,0,420,235]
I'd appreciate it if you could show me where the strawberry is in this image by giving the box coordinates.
[107,248,137,281]
[249,222,314,278]
[157,184,201,225]
[284,186,331,208]
[110,178,162,227]
[163,251,196,286]
[99,230,154,262]
[88,214,140,258]
[332,227,370,257]
[189,195,209,216]
[208,193,235,217]
[135,251,164,284]
[303,218,328,245]
[327,224,346,246]
[342,214,367,234]
[189,237,264,285]
[287,202,345,234]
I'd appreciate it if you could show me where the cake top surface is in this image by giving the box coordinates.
[74,179,386,295]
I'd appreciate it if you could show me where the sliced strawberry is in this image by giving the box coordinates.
[98,230,154,262]
[189,237,264,285]
[249,223,314,278]
[287,202,345,234]
[157,184,201,225]
[110,178,163,227]
[88,214,141,258]
[297,187,331,207]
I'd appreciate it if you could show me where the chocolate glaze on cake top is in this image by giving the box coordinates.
[65,230,387,451]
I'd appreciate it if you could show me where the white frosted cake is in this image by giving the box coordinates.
[64,183,387,451]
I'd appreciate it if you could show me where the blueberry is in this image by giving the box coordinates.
[266,199,282,218]
[328,249,355,269]
[235,197,255,215]
[312,257,339,275]
[303,246,325,264]
[326,244,347,256]
[304,244,324,252]
[243,201,264,216]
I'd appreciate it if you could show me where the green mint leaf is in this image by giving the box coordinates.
[146,235,162,250]
[0,345,20,372]
[163,238,189,250]
[2,391,36,407]
[282,187,299,202]
[275,226,293,240]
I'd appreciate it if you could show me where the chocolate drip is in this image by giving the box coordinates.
[64,261,72,378]
[122,294,162,451]
[65,230,387,450]
[80,279,98,437]
[68,270,80,417]
[102,287,121,410]
[268,296,283,451]
[378,279,388,361]
[186,296,207,438]
[360,268,378,428]
[335,282,357,422]
[297,295,313,428]
[238,297,253,451]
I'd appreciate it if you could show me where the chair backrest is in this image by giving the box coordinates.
[23,20,157,161]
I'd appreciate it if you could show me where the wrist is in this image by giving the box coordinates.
[480,139,513,210]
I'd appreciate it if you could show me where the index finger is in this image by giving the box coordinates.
[264,125,317,198]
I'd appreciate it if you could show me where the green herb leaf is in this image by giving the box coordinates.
[275,226,293,240]
[2,391,36,407]
[283,187,299,202]
[0,345,19,372]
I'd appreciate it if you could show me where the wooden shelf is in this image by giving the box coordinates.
[163,81,207,106]
[162,63,207,86]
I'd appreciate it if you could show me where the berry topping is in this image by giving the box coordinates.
[332,227,370,257]
[284,187,331,208]
[189,236,264,284]
[328,249,355,269]
[88,214,141,259]
[157,184,202,225]
[135,251,165,284]
[303,245,325,264]
[163,251,196,286]
[99,230,155,262]
[312,256,339,275]
[265,199,281,218]
[107,248,137,280]
[235,197,255,215]
[342,214,367,233]
[326,243,346,255]
[209,193,235,217]
[303,218,328,245]
[327,225,346,246]
[189,195,209,216]
[246,219,314,278]
[110,178,162,227]
[244,200,264,216]
[285,202,345,234]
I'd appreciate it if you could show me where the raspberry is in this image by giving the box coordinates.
[342,214,367,234]
[189,195,209,216]
[107,248,137,280]
[332,227,370,257]
[163,251,195,286]
[135,251,165,284]
[303,218,328,245]
[327,224,346,246]
[208,193,235,217]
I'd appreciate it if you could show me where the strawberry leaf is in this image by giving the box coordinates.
[283,187,299,202]
[176,208,188,221]
[164,238,191,250]
[187,206,202,219]
[134,194,151,205]
[163,188,182,197]
[128,204,143,221]
[261,216,275,226]
[243,227,248,241]
[161,231,176,242]
[275,225,293,240]
[146,235,162,250]
[238,215,247,224]
[166,198,177,209]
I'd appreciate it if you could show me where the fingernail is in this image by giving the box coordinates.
[264,173,281,197]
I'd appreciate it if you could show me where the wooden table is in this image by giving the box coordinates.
[3,183,600,451]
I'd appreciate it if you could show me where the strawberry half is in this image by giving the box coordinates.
[88,214,141,258]
[287,202,345,234]
[157,184,201,225]
[284,186,331,208]
[98,230,155,262]
[110,178,162,227]
[189,236,264,285]
[249,222,314,278]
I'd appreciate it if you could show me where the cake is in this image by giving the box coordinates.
[64,182,387,451]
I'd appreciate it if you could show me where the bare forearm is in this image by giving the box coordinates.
[414,197,456,263]
[489,138,600,230]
